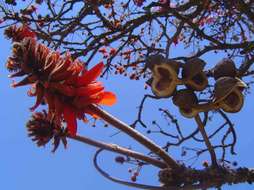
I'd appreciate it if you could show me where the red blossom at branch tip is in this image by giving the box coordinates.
[4,25,36,42]
[5,26,117,136]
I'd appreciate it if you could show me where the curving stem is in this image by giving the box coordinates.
[68,134,167,169]
[194,114,218,167]
[88,104,180,170]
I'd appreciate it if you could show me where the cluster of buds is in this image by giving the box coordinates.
[5,25,116,137]
[146,55,246,118]
[26,110,67,152]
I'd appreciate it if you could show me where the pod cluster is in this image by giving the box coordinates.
[146,55,247,118]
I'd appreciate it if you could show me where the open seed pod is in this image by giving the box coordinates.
[213,58,237,80]
[165,59,181,75]
[214,77,247,113]
[182,58,208,91]
[172,89,199,118]
[146,54,181,72]
[151,63,178,97]
[145,54,165,71]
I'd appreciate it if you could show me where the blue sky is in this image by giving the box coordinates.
[1,4,254,190]
[1,31,254,190]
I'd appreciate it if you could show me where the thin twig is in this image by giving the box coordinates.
[93,149,170,190]
[194,114,218,167]
[88,104,180,169]
[68,134,167,169]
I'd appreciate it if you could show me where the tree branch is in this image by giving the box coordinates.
[88,104,180,169]
[68,134,167,169]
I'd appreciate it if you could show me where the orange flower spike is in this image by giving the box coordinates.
[63,105,77,136]
[76,62,104,87]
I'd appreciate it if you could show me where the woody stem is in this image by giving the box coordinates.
[194,114,218,167]
[68,134,167,169]
[88,104,180,169]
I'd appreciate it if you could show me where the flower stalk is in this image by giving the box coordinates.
[88,104,180,169]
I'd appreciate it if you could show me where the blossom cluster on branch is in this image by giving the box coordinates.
[5,25,116,137]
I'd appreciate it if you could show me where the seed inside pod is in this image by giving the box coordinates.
[182,58,208,91]
[172,89,199,118]
[214,77,246,113]
[220,89,244,113]
[151,63,178,98]
[155,67,173,91]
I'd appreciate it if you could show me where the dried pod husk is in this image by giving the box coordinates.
[172,89,199,118]
[213,58,237,80]
[182,58,208,91]
[220,89,244,113]
[214,77,246,113]
[146,54,181,73]
[166,59,181,74]
[151,63,178,97]
[145,54,165,71]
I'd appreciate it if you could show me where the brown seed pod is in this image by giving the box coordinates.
[151,63,178,98]
[145,54,165,71]
[146,54,181,73]
[213,58,237,80]
[214,77,246,113]
[220,89,244,113]
[172,89,199,118]
[165,59,181,74]
[182,58,208,91]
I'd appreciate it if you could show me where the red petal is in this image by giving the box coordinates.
[63,106,77,136]
[72,96,96,109]
[47,82,76,96]
[30,83,44,111]
[21,25,36,39]
[54,97,64,126]
[98,91,117,106]
[76,62,104,87]
[84,108,100,119]
[75,82,104,96]
[44,91,55,111]
[11,75,38,87]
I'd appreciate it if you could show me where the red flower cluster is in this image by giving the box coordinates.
[4,25,36,42]
[26,110,67,152]
[5,25,117,136]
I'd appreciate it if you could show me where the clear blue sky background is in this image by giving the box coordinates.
[1,7,254,190]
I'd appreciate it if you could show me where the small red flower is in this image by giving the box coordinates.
[109,48,117,56]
